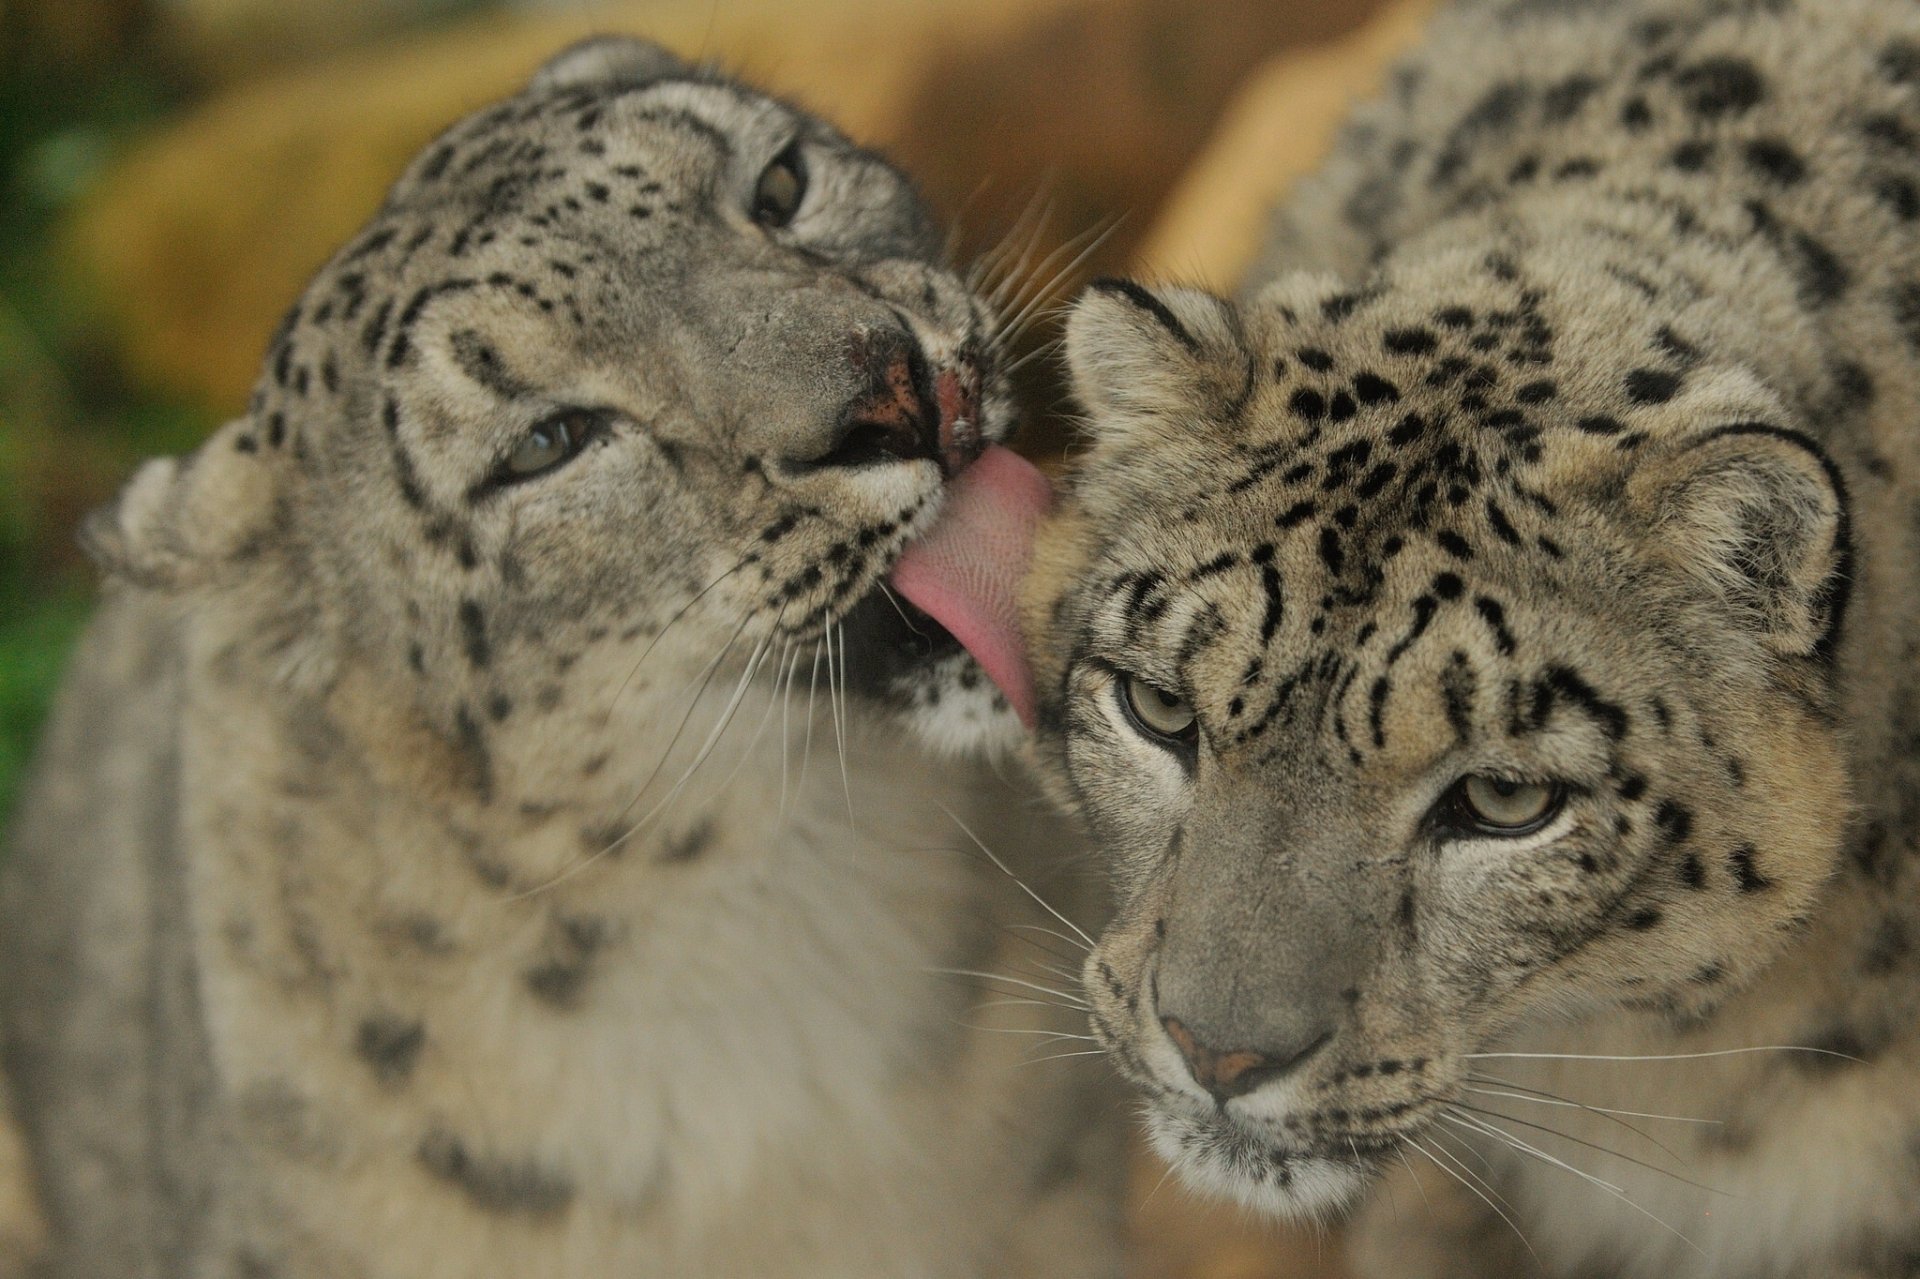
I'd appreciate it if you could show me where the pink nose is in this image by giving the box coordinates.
[1162,1015,1314,1103]
[818,330,937,470]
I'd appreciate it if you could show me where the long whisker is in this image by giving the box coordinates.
[601,556,751,727]
[799,639,822,795]
[1443,1110,1707,1258]
[1465,1076,1721,1127]
[1442,1109,1623,1196]
[596,606,754,826]
[961,1024,1099,1041]
[970,998,1096,1021]
[777,641,801,818]
[1007,922,1092,955]
[1462,1079,1700,1170]
[925,968,1090,1008]
[827,621,855,827]
[1394,1146,1434,1216]
[1448,1101,1729,1197]
[1467,1045,1862,1065]
[510,612,763,901]
[1408,1136,1539,1264]
[934,802,1099,951]
[995,923,1087,971]
[972,187,1056,310]
[994,218,1124,352]
[706,624,794,798]
[1019,1048,1109,1067]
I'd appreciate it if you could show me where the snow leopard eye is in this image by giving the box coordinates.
[752,142,808,228]
[502,407,608,480]
[1119,673,1198,746]
[1444,775,1564,836]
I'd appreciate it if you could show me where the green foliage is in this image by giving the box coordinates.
[0,579,92,830]
[0,38,208,836]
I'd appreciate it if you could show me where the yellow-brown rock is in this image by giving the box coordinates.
[1134,0,1439,291]
[66,0,1390,413]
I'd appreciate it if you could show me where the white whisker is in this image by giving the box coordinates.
[1464,1082,1719,1127]
[1443,1109,1706,1257]
[926,967,1090,1007]
[934,803,1099,951]
[1468,1045,1862,1065]
[1409,1136,1539,1264]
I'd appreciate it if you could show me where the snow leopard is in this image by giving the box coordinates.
[0,37,1121,1279]
[1013,0,1920,1275]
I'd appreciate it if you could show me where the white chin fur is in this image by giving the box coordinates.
[1145,1108,1372,1225]
[896,654,1026,759]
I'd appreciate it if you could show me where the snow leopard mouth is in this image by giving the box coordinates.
[836,444,1048,730]
[839,587,965,691]
[1142,1103,1389,1219]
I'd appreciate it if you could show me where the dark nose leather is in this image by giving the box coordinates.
[1161,1014,1329,1104]
[804,328,937,470]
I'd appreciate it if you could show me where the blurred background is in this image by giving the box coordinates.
[0,0,1436,1271]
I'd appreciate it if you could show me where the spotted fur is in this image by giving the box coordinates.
[0,39,1120,1278]
[1029,2,1920,1275]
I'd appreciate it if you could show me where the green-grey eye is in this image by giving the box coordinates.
[503,408,605,480]
[1121,674,1198,745]
[1453,775,1563,835]
[752,142,808,228]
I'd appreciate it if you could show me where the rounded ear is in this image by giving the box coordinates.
[80,419,284,592]
[528,36,689,94]
[1063,279,1253,450]
[1629,423,1850,659]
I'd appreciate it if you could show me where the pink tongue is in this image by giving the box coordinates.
[890,445,1051,728]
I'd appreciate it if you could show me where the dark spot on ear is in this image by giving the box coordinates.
[1087,277,1200,354]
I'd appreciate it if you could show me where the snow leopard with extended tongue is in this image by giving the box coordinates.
[0,37,1118,1279]
[917,0,1920,1276]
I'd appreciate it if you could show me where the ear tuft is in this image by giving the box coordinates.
[1631,423,1849,659]
[529,36,688,95]
[80,419,283,591]
[1064,280,1250,445]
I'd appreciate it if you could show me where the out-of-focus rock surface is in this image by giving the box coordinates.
[1134,0,1438,290]
[66,0,1391,412]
